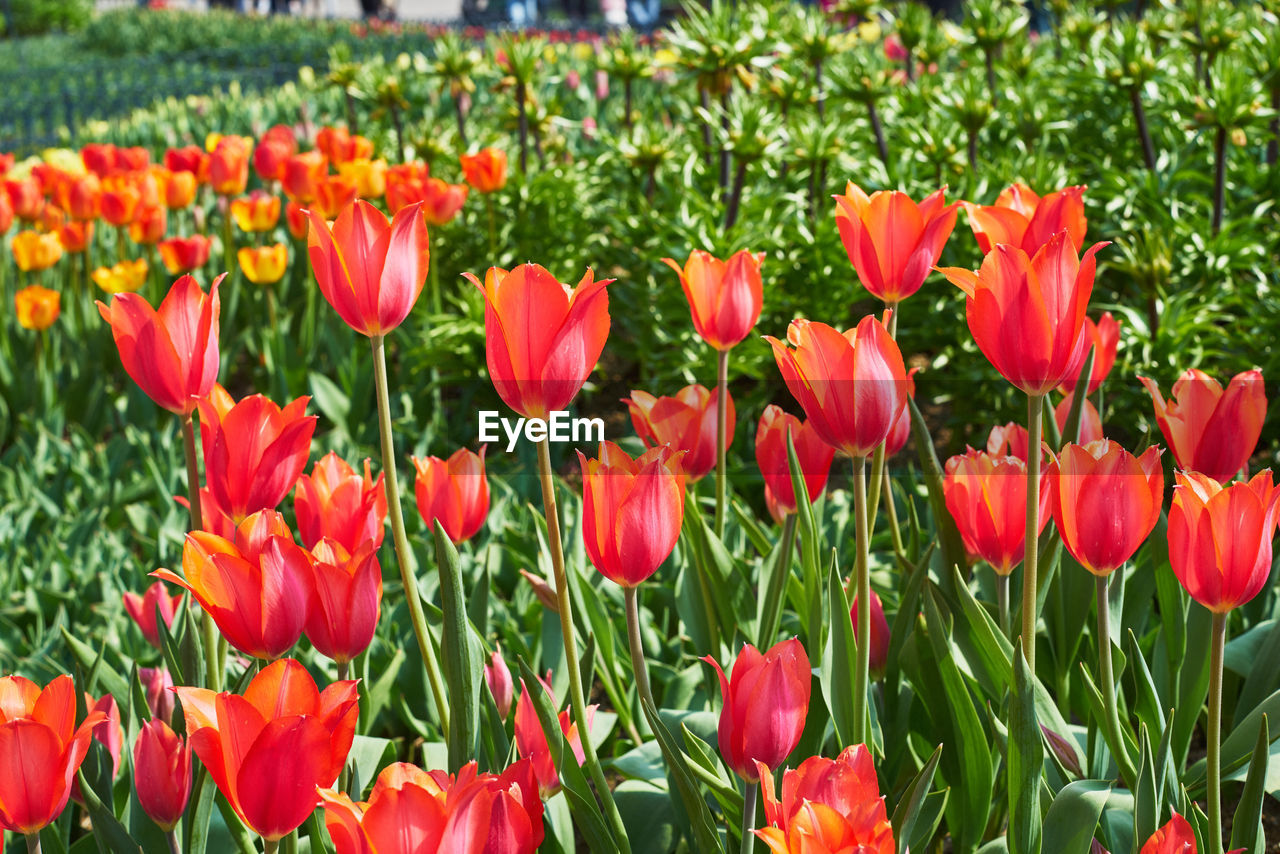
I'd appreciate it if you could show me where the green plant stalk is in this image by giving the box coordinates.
[1021,393,1044,668]
[337,659,352,794]
[866,303,898,525]
[1211,126,1227,237]
[623,586,653,722]
[852,454,870,747]
[739,780,758,854]
[1129,88,1157,171]
[370,333,450,737]
[1095,574,1137,786]
[715,348,729,538]
[882,474,904,561]
[281,829,297,854]
[537,438,631,853]
[1207,610,1227,854]
[25,833,40,854]
[263,840,278,854]
[997,573,1010,640]
[757,512,798,647]
[485,195,497,261]
[166,829,181,854]
[181,412,222,692]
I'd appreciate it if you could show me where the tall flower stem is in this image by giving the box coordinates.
[996,574,1010,640]
[263,840,278,854]
[181,413,222,691]
[166,829,182,854]
[715,348,730,538]
[25,833,41,854]
[1096,574,1137,786]
[623,586,653,714]
[337,659,352,794]
[739,781,759,854]
[1021,394,1044,668]
[851,454,870,747]
[370,333,449,737]
[537,439,631,853]
[485,196,497,261]
[1207,610,1227,854]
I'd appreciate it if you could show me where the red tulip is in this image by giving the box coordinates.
[197,386,317,524]
[132,720,191,832]
[282,151,327,203]
[766,315,909,458]
[418,177,470,225]
[253,128,298,183]
[175,659,358,841]
[625,384,733,481]
[661,248,765,351]
[285,201,308,240]
[1050,441,1163,576]
[964,183,1087,256]
[129,204,167,245]
[97,273,221,416]
[60,172,101,221]
[485,648,514,721]
[1059,312,1120,396]
[164,146,210,183]
[0,675,106,834]
[158,235,213,275]
[5,177,42,222]
[944,449,1050,574]
[122,580,183,649]
[577,442,686,588]
[305,539,382,665]
[754,405,836,516]
[316,127,373,165]
[1138,814,1196,854]
[152,511,314,660]
[755,744,895,854]
[140,668,175,726]
[0,190,12,236]
[117,146,151,172]
[514,675,595,797]
[834,183,958,303]
[57,221,93,254]
[849,590,890,678]
[701,639,811,782]
[81,143,118,177]
[210,136,251,196]
[307,199,430,337]
[1139,369,1266,484]
[294,452,387,552]
[1168,471,1280,613]
[466,264,611,419]
[312,175,360,220]
[411,447,491,544]
[460,148,508,193]
[940,231,1106,396]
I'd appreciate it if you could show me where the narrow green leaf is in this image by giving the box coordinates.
[1009,641,1042,854]
[1041,780,1111,854]
[1228,714,1269,854]
[434,520,481,773]
[890,744,943,852]
[823,551,859,747]
[75,766,142,854]
[908,397,965,580]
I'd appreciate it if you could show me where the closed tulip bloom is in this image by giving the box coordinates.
[944,449,1050,574]
[157,235,212,275]
[210,136,251,196]
[91,258,149,295]
[6,176,44,221]
[57,220,93,254]
[964,183,1088,256]
[198,387,316,522]
[834,182,959,303]
[1059,312,1120,396]
[122,580,183,649]
[60,172,101,221]
[1139,369,1266,484]
[161,169,198,210]
[164,146,210,183]
[281,151,328,204]
[411,447,490,544]
[1051,441,1163,576]
[311,175,360,220]
[253,131,297,183]
[460,147,508,193]
[466,264,611,419]
[419,177,470,225]
[754,405,836,516]
[97,273,221,416]
[238,244,289,285]
[514,675,595,797]
[337,158,387,199]
[485,648,514,721]
[128,204,167,246]
[307,199,429,338]
[132,720,191,832]
[175,659,359,841]
[305,539,381,665]
[755,744,895,854]
[12,230,62,272]
[0,191,12,235]
[294,452,387,552]
[766,315,909,458]
[578,442,686,587]
[940,231,1107,396]
[140,668,176,726]
[231,190,282,233]
[1139,814,1196,854]
[626,385,732,481]
[850,590,890,679]
[284,201,308,240]
[1168,471,1280,613]
[702,639,811,782]
[0,675,107,834]
[662,248,765,351]
[100,177,141,227]
[15,285,60,331]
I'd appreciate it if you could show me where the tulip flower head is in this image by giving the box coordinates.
[305,539,382,665]
[1059,312,1120,396]
[254,128,298,183]
[158,235,213,275]
[282,151,328,204]
[702,639,811,782]
[15,285,60,331]
[231,190,282,233]
[210,135,251,196]
[964,183,1087,256]
[238,243,289,285]
[122,580,183,649]
[485,648,515,721]
[12,230,62,272]
[850,589,890,679]
[132,719,191,832]
[412,447,491,544]
[662,248,765,351]
[514,674,595,797]
[419,177,470,225]
[294,452,387,552]
[91,258,149,295]
[754,405,837,516]
[1055,393,1104,446]
[944,448,1050,574]
[1138,813,1196,854]
[70,692,124,805]
[1139,369,1266,484]
[140,667,176,726]
[626,384,732,481]
[460,147,508,193]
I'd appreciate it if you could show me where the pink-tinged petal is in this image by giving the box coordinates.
[376,201,429,333]
[234,716,332,840]
[540,272,611,414]
[306,207,367,335]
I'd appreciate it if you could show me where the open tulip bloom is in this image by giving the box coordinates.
[1140,368,1266,484]
[964,183,1088,256]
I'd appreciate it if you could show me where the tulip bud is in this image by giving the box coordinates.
[122,581,183,649]
[835,182,959,303]
[754,405,836,516]
[139,667,176,725]
[661,248,764,351]
[485,648,514,721]
[849,589,890,678]
[411,447,490,544]
[133,720,191,832]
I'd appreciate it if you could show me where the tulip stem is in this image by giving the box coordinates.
[536,438,632,854]
[337,659,352,794]
[1095,574,1137,787]
[715,348,729,539]
[852,454,870,748]
[485,196,497,262]
[739,780,758,854]
[25,833,41,854]
[623,586,654,716]
[262,841,278,854]
[757,512,798,647]
[1021,393,1044,669]
[370,333,450,738]
[167,829,182,854]
[1207,610,1227,854]
[181,412,222,691]
[996,574,1010,640]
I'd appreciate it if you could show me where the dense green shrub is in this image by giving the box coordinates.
[0,0,92,36]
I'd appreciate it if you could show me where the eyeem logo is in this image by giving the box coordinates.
[478,411,606,452]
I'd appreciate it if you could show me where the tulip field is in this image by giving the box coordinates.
[2,1,1280,853]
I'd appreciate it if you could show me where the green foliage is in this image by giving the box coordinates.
[0,0,91,37]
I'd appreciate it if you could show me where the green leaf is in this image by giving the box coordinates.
[75,765,142,854]
[890,744,943,854]
[908,397,965,580]
[434,520,481,773]
[1042,780,1111,854]
[345,735,395,798]
[822,550,859,747]
[641,697,725,853]
[614,780,678,854]
[1009,641,1042,854]
[1228,714,1269,854]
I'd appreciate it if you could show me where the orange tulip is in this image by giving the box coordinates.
[175,659,358,841]
[294,452,386,552]
[1139,369,1266,484]
[161,169,198,210]
[100,177,142,227]
[944,448,1050,574]
[12,230,63,272]
[626,384,732,481]
[964,183,1087,256]
[210,135,251,196]
[238,244,288,285]
[0,190,12,236]
[14,285,60,331]
[230,190,281,233]
[940,230,1107,396]
[411,447,491,544]
[56,220,93,254]
[1060,312,1120,396]
[59,172,101,221]
[1055,392,1103,445]
[132,719,191,832]
[116,146,151,173]
[755,405,837,516]
[514,674,595,797]
[417,177,470,225]
[834,182,959,303]
[317,127,373,165]
[662,248,765,351]
[153,511,315,660]
[306,539,381,665]
[253,128,297,183]
[337,158,387,199]
[128,204,167,245]
[122,580,183,650]
[702,639,811,782]
[578,441,686,587]
[755,744,895,854]
[1138,814,1196,854]
[281,150,328,203]
[36,203,64,235]
[466,263,611,419]
[284,201,308,240]
[97,273,221,415]
[1168,470,1280,613]
[158,235,213,275]
[766,315,909,458]
[91,258,149,295]
[311,175,360,220]
[883,368,918,458]
[5,177,42,222]
[1050,440,1163,576]
[306,199,429,337]
[460,147,508,193]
